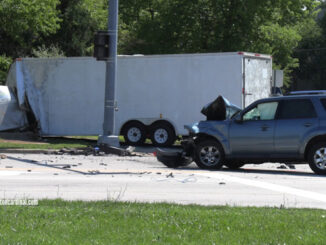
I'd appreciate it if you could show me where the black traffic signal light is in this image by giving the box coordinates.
[94,31,110,61]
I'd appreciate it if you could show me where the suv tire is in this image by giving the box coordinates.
[194,139,224,170]
[308,142,326,175]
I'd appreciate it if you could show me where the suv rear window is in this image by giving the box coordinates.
[278,99,317,119]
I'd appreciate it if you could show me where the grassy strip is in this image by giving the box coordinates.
[0,136,127,149]
[0,199,326,244]
[0,137,97,149]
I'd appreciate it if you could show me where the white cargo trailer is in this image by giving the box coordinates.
[5,52,274,146]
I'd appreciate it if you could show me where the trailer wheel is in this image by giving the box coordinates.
[150,122,176,147]
[122,121,146,145]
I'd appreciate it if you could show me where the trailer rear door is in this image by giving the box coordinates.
[243,57,272,107]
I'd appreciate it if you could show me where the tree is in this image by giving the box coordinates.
[0,0,60,57]
[44,0,108,56]
[119,0,320,87]
[291,2,326,91]
[0,0,60,84]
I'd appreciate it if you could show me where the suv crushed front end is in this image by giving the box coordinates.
[156,96,241,168]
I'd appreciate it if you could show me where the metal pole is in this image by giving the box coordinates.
[98,0,119,147]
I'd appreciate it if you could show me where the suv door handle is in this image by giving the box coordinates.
[304,123,312,127]
[261,125,269,131]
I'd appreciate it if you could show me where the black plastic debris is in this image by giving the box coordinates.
[156,148,192,168]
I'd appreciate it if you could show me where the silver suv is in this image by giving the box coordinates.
[156,92,326,175]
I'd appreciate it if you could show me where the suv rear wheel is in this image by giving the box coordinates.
[194,139,224,170]
[308,142,326,175]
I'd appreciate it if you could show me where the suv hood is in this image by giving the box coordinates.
[201,95,241,121]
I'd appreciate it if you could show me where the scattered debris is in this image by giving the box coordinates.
[62,165,71,169]
[287,164,296,169]
[5,166,13,168]
[72,164,78,167]
[166,172,174,178]
[100,163,108,166]
[53,173,59,175]
[277,163,296,170]
[219,182,226,185]
[156,172,162,175]
[97,144,132,156]
[27,169,31,172]
[277,164,287,169]
[54,145,133,157]
[0,154,7,159]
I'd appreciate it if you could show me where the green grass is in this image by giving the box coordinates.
[1,200,326,244]
[0,137,97,149]
[0,136,127,149]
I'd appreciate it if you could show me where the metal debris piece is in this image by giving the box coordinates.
[126,146,136,153]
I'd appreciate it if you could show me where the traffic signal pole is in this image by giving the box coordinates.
[98,0,120,147]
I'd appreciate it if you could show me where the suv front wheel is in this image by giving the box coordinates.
[308,142,326,175]
[194,139,224,170]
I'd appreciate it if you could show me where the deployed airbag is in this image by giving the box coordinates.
[201,95,241,121]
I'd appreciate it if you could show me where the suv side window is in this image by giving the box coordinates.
[243,102,278,121]
[278,99,316,119]
[320,98,326,111]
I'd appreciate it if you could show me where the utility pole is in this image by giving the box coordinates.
[98,0,120,147]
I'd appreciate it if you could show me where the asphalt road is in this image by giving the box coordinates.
[0,151,326,209]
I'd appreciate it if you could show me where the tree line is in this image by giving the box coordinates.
[0,0,325,90]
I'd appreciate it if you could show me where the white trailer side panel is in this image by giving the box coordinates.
[7,52,272,136]
[116,53,243,135]
[9,58,106,135]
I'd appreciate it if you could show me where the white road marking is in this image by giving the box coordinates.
[0,171,23,176]
[200,172,326,203]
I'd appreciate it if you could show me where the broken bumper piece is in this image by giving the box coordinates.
[156,148,193,168]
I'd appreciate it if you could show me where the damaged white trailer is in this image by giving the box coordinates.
[4,52,276,146]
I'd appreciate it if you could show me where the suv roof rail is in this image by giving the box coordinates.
[287,90,326,95]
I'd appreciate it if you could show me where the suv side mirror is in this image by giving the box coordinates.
[234,114,242,123]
